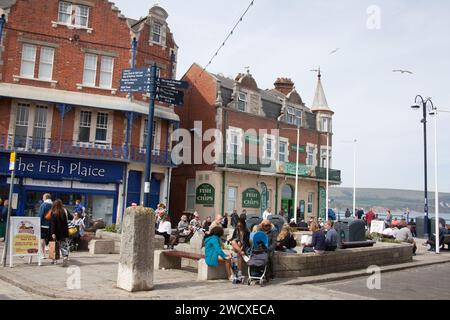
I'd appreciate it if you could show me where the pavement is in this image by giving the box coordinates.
[0,239,449,300]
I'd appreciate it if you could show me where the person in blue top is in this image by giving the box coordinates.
[38,193,53,258]
[204,226,233,280]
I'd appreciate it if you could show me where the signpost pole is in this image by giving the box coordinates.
[143,64,158,208]
[2,152,16,267]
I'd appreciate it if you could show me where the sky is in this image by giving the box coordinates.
[114,0,450,192]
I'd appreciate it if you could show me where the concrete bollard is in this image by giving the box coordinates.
[117,206,155,292]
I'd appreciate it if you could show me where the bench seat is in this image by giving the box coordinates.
[341,241,376,249]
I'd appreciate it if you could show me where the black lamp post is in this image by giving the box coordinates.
[411,95,435,239]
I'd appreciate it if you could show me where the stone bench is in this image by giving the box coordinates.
[89,239,115,254]
[341,240,376,249]
[154,250,204,270]
[273,243,414,278]
[95,229,165,253]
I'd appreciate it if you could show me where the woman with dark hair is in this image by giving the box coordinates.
[204,226,233,280]
[50,199,70,267]
[230,218,250,275]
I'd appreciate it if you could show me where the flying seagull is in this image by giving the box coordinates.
[330,48,340,54]
[393,69,413,74]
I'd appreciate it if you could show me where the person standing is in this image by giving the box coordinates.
[357,208,364,220]
[384,210,392,228]
[365,208,376,228]
[221,213,229,229]
[230,210,239,228]
[50,199,70,267]
[262,207,273,220]
[345,208,351,218]
[38,194,52,258]
[240,209,247,222]
[70,212,86,251]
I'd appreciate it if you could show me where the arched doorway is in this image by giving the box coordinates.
[281,185,294,221]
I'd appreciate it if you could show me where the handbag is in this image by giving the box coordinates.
[68,226,78,236]
[48,241,60,260]
[44,209,52,221]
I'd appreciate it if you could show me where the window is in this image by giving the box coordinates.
[38,47,55,80]
[58,1,89,28]
[279,141,287,162]
[238,92,247,112]
[266,137,273,159]
[142,118,157,151]
[82,54,97,86]
[263,135,276,160]
[99,56,114,89]
[20,44,36,78]
[152,21,162,43]
[307,193,314,214]
[227,187,238,212]
[320,147,332,168]
[95,112,108,143]
[186,179,196,211]
[230,133,239,156]
[32,106,48,150]
[14,103,30,148]
[307,145,315,166]
[286,107,302,127]
[320,117,331,132]
[227,128,242,156]
[79,111,92,142]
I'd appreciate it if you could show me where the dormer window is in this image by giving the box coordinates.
[152,21,162,43]
[286,107,302,127]
[58,1,89,28]
[238,92,247,112]
[320,116,331,132]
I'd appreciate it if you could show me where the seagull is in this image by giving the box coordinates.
[330,48,340,54]
[393,69,413,74]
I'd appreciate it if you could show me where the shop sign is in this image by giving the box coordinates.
[260,182,268,215]
[278,162,315,177]
[196,184,215,206]
[242,188,261,208]
[10,217,40,256]
[0,154,124,183]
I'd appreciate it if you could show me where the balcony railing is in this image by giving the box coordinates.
[315,167,342,182]
[0,134,174,166]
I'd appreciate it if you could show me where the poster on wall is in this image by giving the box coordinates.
[242,188,261,208]
[9,217,41,267]
[196,184,215,207]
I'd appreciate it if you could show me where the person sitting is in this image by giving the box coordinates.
[189,212,202,231]
[426,223,449,251]
[276,224,297,254]
[395,225,417,255]
[297,220,309,230]
[324,220,338,252]
[204,226,233,281]
[156,214,176,249]
[208,214,223,233]
[257,219,279,279]
[408,219,417,237]
[289,218,297,229]
[174,215,192,245]
[202,216,212,232]
[230,218,250,276]
[302,222,326,254]
[69,212,86,251]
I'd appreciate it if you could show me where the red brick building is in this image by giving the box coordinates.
[170,63,341,222]
[0,0,179,224]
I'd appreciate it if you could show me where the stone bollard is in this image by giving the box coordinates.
[117,206,155,292]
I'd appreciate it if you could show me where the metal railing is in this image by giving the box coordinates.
[0,134,174,166]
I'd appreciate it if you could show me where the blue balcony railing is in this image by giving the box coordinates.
[0,134,174,166]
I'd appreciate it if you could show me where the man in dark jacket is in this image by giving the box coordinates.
[230,210,239,228]
[38,193,53,258]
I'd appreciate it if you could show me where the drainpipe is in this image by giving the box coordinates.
[221,108,227,216]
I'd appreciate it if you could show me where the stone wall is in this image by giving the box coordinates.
[273,243,413,278]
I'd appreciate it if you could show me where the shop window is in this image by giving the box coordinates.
[186,179,196,211]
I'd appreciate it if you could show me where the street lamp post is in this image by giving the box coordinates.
[352,139,357,216]
[411,95,436,239]
[325,132,330,221]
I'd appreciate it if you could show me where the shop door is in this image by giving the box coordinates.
[126,171,142,207]
[149,175,160,210]
[281,185,294,221]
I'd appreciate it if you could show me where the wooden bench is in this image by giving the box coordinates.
[163,250,204,260]
[154,250,204,270]
[341,241,376,249]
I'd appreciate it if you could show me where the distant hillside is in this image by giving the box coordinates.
[329,188,450,214]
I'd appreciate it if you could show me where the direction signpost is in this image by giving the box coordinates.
[119,65,188,208]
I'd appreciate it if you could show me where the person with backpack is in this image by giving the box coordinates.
[38,193,53,259]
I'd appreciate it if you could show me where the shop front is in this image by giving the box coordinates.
[0,152,125,224]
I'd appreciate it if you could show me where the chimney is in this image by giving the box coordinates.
[274,78,295,95]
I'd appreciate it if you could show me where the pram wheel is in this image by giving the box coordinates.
[247,278,251,286]
[259,279,265,287]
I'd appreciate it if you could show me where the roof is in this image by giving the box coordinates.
[0,83,179,121]
[311,75,333,113]
[0,0,15,9]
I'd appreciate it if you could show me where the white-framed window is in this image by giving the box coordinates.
[58,1,90,28]
[263,134,276,160]
[141,118,158,152]
[152,21,162,43]
[99,56,114,89]
[286,106,302,127]
[279,141,287,163]
[227,187,238,213]
[82,54,97,86]
[307,192,314,214]
[320,147,332,168]
[38,47,55,80]
[320,116,331,132]
[79,111,92,142]
[20,44,37,78]
[186,179,196,211]
[227,127,243,156]
[238,92,247,112]
[306,144,316,166]
[10,101,53,151]
[95,112,108,143]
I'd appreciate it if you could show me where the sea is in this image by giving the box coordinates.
[335,210,449,223]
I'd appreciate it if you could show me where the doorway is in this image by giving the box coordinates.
[281,184,294,221]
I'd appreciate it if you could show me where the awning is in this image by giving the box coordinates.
[0,83,180,122]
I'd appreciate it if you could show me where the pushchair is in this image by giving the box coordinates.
[67,223,80,252]
[247,231,269,287]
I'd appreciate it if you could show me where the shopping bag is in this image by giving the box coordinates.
[48,241,60,260]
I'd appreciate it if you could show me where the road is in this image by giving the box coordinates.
[316,262,450,300]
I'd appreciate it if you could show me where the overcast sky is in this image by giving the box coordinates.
[114,0,450,192]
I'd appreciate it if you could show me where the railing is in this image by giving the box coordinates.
[0,134,174,166]
[315,167,342,182]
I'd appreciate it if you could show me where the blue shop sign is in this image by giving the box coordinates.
[0,153,124,183]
